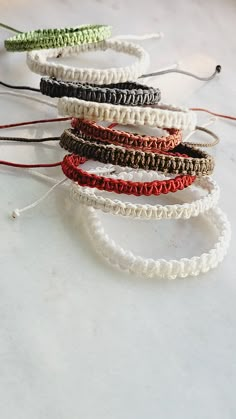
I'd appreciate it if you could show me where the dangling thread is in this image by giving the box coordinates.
[12,178,67,218]
[0,90,57,108]
[0,80,40,92]
[112,32,164,41]
[0,23,22,33]
[0,160,62,168]
[0,117,71,130]
[191,107,236,121]
[0,135,60,143]
[141,65,221,81]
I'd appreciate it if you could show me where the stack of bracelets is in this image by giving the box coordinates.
[0,22,231,279]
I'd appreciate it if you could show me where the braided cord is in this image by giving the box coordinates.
[61,154,196,196]
[5,24,112,51]
[81,205,231,279]
[40,78,161,105]
[60,129,214,176]
[70,174,220,220]
[71,119,181,152]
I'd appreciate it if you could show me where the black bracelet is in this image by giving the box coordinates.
[40,77,161,106]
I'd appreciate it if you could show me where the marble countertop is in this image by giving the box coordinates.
[0,0,236,418]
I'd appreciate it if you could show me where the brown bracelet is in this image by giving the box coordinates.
[60,129,214,176]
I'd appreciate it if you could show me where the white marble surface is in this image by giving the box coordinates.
[0,1,236,418]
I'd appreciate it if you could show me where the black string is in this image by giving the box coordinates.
[0,81,40,92]
[0,136,59,142]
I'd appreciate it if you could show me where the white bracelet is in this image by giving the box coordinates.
[80,205,231,279]
[58,98,197,130]
[26,39,150,84]
[70,172,220,220]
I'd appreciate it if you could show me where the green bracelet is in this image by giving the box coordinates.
[4,24,112,52]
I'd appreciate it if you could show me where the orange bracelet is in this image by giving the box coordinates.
[71,118,182,152]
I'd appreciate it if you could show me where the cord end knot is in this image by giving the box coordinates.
[12,209,20,219]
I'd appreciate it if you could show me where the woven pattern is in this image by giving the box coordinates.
[70,174,220,219]
[27,40,150,84]
[62,154,196,196]
[72,119,181,151]
[5,24,112,52]
[60,129,214,176]
[82,205,231,279]
[58,97,197,130]
[40,78,161,105]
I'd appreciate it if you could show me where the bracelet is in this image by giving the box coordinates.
[5,24,112,52]
[70,171,220,219]
[61,154,196,196]
[71,118,181,152]
[81,205,231,279]
[40,78,161,105]
[60,129,214,176]
[58,97,197,130]
[27,39,150,84]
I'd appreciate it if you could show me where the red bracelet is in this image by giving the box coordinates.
[71,118,182,152]
[61,154,196,196]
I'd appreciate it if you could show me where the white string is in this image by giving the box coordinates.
[0,89,57,108]
[11,165,117,219]
[12,178,67,219]
[111,32,164,41]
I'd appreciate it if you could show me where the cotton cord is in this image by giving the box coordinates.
[27,39,150,84]
[12,178,67,218]
[61,154,196,196]
[59,98,197,130]
[141,65,221,81]
[81,205,231,279]
[0,135,60,142]
[60,129,214,176]
[0,117,71,130]
[11,165,116,218]
[40,78,161,105]
[0,90,57,108]
[184,118,219,147]
[70,172,220,220]
[4,24,112,52]
[72,118,182,152]
[0,22,22,33]
[0,80,40,92]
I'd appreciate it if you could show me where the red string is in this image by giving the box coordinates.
[0,160,62,168]
[190,108,236,121]
[0,117,71,168]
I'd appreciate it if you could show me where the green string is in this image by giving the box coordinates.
[0,23,22,33]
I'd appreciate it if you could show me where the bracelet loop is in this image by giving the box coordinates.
[5,24,112,52]
[27,39,150,84]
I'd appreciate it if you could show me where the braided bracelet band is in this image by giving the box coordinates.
[70,172,220,220]
[61,154,196,196]
[71,119,181,152]
[27,39,150,84]
[58,97,197,130]
[81,205,231,279]
[5,24,112,52]
[40,78,161,106]
[60,129,214,176]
